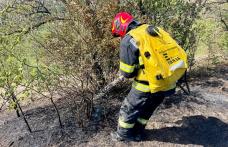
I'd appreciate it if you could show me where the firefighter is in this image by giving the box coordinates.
[110,12,177,141]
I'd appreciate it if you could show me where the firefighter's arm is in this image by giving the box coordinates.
[119,35,139,78]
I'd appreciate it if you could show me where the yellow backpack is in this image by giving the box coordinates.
[128,24,188,93]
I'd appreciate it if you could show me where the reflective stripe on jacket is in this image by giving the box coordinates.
[119,34,149,92]
[119,34,139,78]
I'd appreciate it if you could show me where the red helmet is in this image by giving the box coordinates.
[112,12,134,38]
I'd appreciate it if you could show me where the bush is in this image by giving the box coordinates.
[1,0,227,128]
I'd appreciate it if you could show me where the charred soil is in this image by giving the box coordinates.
[0,63,228,147]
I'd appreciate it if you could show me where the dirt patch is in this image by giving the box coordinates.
[0,64,228,147]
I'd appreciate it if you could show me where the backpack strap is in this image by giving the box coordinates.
[147,25,160,37]
[177,71,190,95]
[138,56,145,69]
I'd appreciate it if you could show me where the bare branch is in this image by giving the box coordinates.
[206,1,227,5]
[5,17,67,36]
[219,9,228,31]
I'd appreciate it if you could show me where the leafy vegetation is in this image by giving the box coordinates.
[0,0,227,131]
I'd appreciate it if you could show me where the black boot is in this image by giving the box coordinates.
[110,131,136,142]
[133,122,146,141]
[111,126,138,142]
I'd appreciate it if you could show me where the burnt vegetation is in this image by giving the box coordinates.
[0,0,227,146]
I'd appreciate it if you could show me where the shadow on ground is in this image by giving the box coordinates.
[4,85,224,146]
[146,115,228,147]
[190,64,228,90]
[2,86,125,146]
[2,64,228,146]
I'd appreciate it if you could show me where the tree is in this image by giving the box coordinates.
[0,0,66,132]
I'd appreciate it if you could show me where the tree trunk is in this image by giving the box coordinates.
[94,76,124,101]
[11,93,32,133]
[49,96,63,128]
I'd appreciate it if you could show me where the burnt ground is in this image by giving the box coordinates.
[0,63,228,147]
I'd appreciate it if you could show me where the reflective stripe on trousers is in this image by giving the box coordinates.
[137,117,148,125]
[118,117,135,129]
